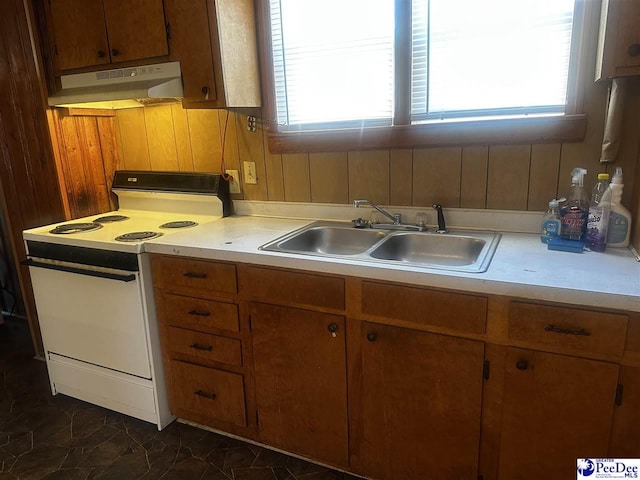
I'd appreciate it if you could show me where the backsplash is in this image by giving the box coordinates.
[112,78,640,214]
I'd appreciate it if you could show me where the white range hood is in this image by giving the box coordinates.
[48,62,183,109]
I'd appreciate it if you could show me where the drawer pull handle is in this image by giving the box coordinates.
[544,324,591,336]
[189,343,213,352]
[516,360,529,371]
[194,390,216,400]
[188,309,211,317]
[184,272,207,279]
[366,332,377,342]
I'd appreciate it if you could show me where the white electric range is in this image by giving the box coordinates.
[22,171,231,429]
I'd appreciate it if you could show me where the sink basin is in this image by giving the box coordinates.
[369,232,489,266]
[259,221,501,273]
[265,224,387,255]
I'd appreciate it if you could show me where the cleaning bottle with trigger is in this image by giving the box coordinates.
[560,168,589,240]
[607,167,632,247]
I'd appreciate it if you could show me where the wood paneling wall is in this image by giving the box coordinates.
[0,0,65,355]
[112,78,640,216]
[48,109,119,219]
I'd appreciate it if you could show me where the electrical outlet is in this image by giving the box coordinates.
[225,169,240,194]
[243,161,257,184]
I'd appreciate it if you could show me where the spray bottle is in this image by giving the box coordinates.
[560,168,589,241]
[607,167,632,247]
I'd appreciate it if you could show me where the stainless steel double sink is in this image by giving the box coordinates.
[259,221,501,273]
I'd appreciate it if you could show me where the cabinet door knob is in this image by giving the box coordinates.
[327,323,338,333]
[202,86,210,100]
[516,360,529,371]
[111,48,120,57]
[97,50,105,58]
[628,44,640,57]
[366,332,377,342]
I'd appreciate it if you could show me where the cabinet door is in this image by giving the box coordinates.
[102,0,168,63]
[350,322,485,480]
[498,348,619,480]
[164,0,217,102]
[609,366,640,457]
[49,0,110,70]
[251,303,348,467]
[615,0,640,69]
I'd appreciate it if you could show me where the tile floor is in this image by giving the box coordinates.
[0,317,359,480]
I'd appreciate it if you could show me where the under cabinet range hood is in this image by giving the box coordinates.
[48,62,183,109]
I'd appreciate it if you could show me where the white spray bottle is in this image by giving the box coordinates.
[607,167,632,247]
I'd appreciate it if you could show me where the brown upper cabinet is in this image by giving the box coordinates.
[163,0,261,108]
[47,0,168,71]
[596,0,640,80]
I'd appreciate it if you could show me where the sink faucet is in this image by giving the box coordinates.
[353,200,401,224]
[433,203,447,233]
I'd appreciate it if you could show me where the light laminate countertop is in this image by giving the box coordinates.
[144,215,640,312]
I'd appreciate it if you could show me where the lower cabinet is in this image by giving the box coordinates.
[350,322,485,480]
[496,348,619,480]
[250,302,349,467]
[150,256,636,480]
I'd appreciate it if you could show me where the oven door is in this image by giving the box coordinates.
[27,258,152,379]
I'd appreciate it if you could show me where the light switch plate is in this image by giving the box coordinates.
[243,161,257,184]
[225,170,240,193]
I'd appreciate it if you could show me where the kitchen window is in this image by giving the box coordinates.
[259,0,590,153]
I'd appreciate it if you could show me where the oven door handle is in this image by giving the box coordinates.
[23,259,137,283]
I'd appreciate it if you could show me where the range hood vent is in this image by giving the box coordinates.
[48,62,183,109]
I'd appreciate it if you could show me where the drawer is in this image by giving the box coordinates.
[152,255,237,295]
[166,326,242,367]
[239,265,344,310]
[508,302,628,357]
[170,360,247,427]
[361,281,487,334]
[162,292,240,334]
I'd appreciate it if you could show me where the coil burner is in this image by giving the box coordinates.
[159,220,199,229]
[49,223,103,234]
[94,215,130,223]
[115,231,163,242]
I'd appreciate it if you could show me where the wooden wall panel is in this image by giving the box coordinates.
[222,111,241,174]
[461,146,488,209]
[528,144,561,211]
[170,104,194,172]
[309,152,349,204]
[236,112,268,200]
[348,151,390,205]
[282,153,311,202]
[0,0,66,355]
[187,109,221,172]
[486,145,531,210]
[117,108,151,170]
[412,147,462,208]
[144,106,179,171]
[264,137,285,201]
[53,112,120,218]
[96,116,119,209]
[390,149,413,206]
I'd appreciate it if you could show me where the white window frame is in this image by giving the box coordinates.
[257,0,591,154]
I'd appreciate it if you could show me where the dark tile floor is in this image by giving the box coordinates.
[0,318,360,480]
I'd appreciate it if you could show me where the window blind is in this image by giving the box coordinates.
[270,0,395,130]
[411,0,575,120]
